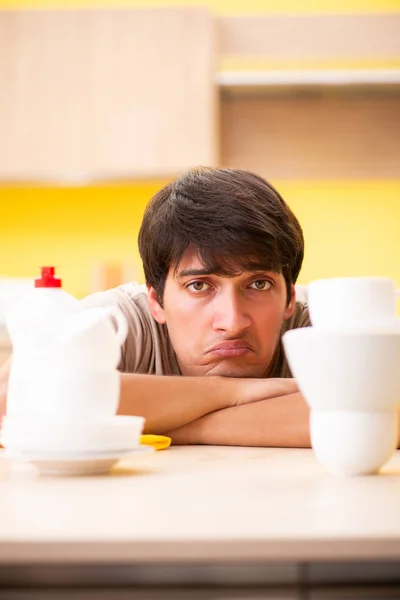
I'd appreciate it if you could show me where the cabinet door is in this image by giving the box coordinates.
[0,9,218,182]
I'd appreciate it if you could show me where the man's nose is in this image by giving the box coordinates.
[212,291,251,335]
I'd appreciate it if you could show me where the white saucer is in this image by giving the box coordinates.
[1,414,145,455]
[4,445,154,477]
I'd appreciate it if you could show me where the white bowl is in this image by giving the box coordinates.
[282,327,400,412]
[311,410,398,476]
[0,414,145,455]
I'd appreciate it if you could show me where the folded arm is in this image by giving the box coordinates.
[118,373,299,434]
[164,392,311,448]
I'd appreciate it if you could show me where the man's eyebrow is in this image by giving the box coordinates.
[176,267,278,279]
[177,268,212,278]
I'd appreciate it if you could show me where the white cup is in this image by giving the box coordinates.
[310,410,398,476]
[282,327,400,475]
[307,277,400,330]
[6,366,120,424]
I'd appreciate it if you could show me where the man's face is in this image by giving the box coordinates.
[147,247,296,378]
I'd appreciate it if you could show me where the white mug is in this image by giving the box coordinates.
[307,277,400,330]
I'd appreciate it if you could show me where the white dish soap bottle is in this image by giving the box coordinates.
[6,266,81,352]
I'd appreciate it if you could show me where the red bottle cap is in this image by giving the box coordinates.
[34,266,62,288]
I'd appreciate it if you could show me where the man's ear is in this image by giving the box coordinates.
[147,286,166,324]
[283,283,296,320]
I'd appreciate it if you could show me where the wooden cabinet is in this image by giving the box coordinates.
[1,9,399,183]
[0,8,218,182]
[218,13,400,180]
[221,91,400,180]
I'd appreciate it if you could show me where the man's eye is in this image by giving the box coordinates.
[250,280,272,291]
[187,281,210,292]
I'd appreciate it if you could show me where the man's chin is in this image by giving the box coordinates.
[204,362,266,378]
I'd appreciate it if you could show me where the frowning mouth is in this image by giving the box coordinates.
[207,340,254,358]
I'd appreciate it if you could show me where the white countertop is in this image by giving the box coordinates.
[1,445,400,565]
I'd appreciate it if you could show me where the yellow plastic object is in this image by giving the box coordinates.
[140,434,171,451]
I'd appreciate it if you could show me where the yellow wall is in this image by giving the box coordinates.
[1,0,399,13]
[283,181,400,288]
[0,184,159,298]
[1,181,399,299]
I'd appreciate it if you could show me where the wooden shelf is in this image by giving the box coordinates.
[218,68,400,90]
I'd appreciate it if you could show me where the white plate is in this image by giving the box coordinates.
[3,445,154,477]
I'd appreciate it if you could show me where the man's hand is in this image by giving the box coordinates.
[165,392,311,447]
[0,357,11,425]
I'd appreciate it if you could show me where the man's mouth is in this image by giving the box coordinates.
[207,340,253,358]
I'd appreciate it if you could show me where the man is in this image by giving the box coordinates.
[0,168,311,446]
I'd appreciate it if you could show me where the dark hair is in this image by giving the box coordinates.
[138,167,304,304]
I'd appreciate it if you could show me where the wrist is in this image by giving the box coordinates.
[210,376,240,409]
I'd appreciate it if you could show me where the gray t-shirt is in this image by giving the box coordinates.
[81,283,311,377]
